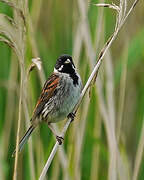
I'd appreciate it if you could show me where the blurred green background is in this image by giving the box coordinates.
[0,0,144,180]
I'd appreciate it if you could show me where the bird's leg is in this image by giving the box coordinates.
[67,112,75,122]
[48,123,64,145]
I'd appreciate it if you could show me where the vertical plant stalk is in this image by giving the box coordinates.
[132,116,144,180]
[73,1,104,178]
[90,1,104,179]
[105,50,115,128]
[74,94,90,180]
[2,55,18,158]
[117,42,128,141]
[90,113,102,180]
[23,92,36,180]
[51,157,60,180]
[12,2,27,179]
[13,71,23,180]
[77,0,118,178]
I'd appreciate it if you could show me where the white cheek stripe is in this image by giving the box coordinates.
[54,68,58,73]
[65,59,71,64]
[58,65,64,71]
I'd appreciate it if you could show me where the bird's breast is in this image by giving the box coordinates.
[47,73,82,123]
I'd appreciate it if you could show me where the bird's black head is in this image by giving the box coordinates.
[54,54,76,74]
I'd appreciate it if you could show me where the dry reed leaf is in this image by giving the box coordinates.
[27,58,42,80]
[0,35,14,48]
[0,13,25,58]
[0,14,17,40]
[0,14,20,53]
[32,57,42,70]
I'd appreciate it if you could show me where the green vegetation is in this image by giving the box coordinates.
[0,0,144,180]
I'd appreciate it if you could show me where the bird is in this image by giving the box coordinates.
[12,54,82,156]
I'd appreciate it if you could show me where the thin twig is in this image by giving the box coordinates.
[120,0,140,27]
[12,1,26,179]
[91,3,120,13]
[123,0,127,18]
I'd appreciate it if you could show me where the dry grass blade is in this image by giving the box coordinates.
[91,3,120,13]
[0,0,26,25]
[105,50,115,130]
[120,0,140,27]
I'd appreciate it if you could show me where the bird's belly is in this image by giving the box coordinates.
[48,86,81,123]
[50,92,80,123]
[41,73,82,124]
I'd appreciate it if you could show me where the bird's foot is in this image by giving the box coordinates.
[56,136,64,145]
[67,112,75,122]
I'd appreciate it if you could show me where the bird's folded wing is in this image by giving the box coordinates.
[31,73,60,121]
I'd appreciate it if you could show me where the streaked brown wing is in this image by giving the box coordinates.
[31,73,60,121]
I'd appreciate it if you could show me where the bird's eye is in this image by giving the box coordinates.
[65,59,71,64]
[58,58,62,63]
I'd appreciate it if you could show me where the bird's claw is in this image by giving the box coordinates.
[56,136,64,145]
[67,112,75,122]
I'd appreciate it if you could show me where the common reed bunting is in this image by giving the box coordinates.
[13,54,82,155]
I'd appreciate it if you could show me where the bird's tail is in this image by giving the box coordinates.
[12,125,35,157]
